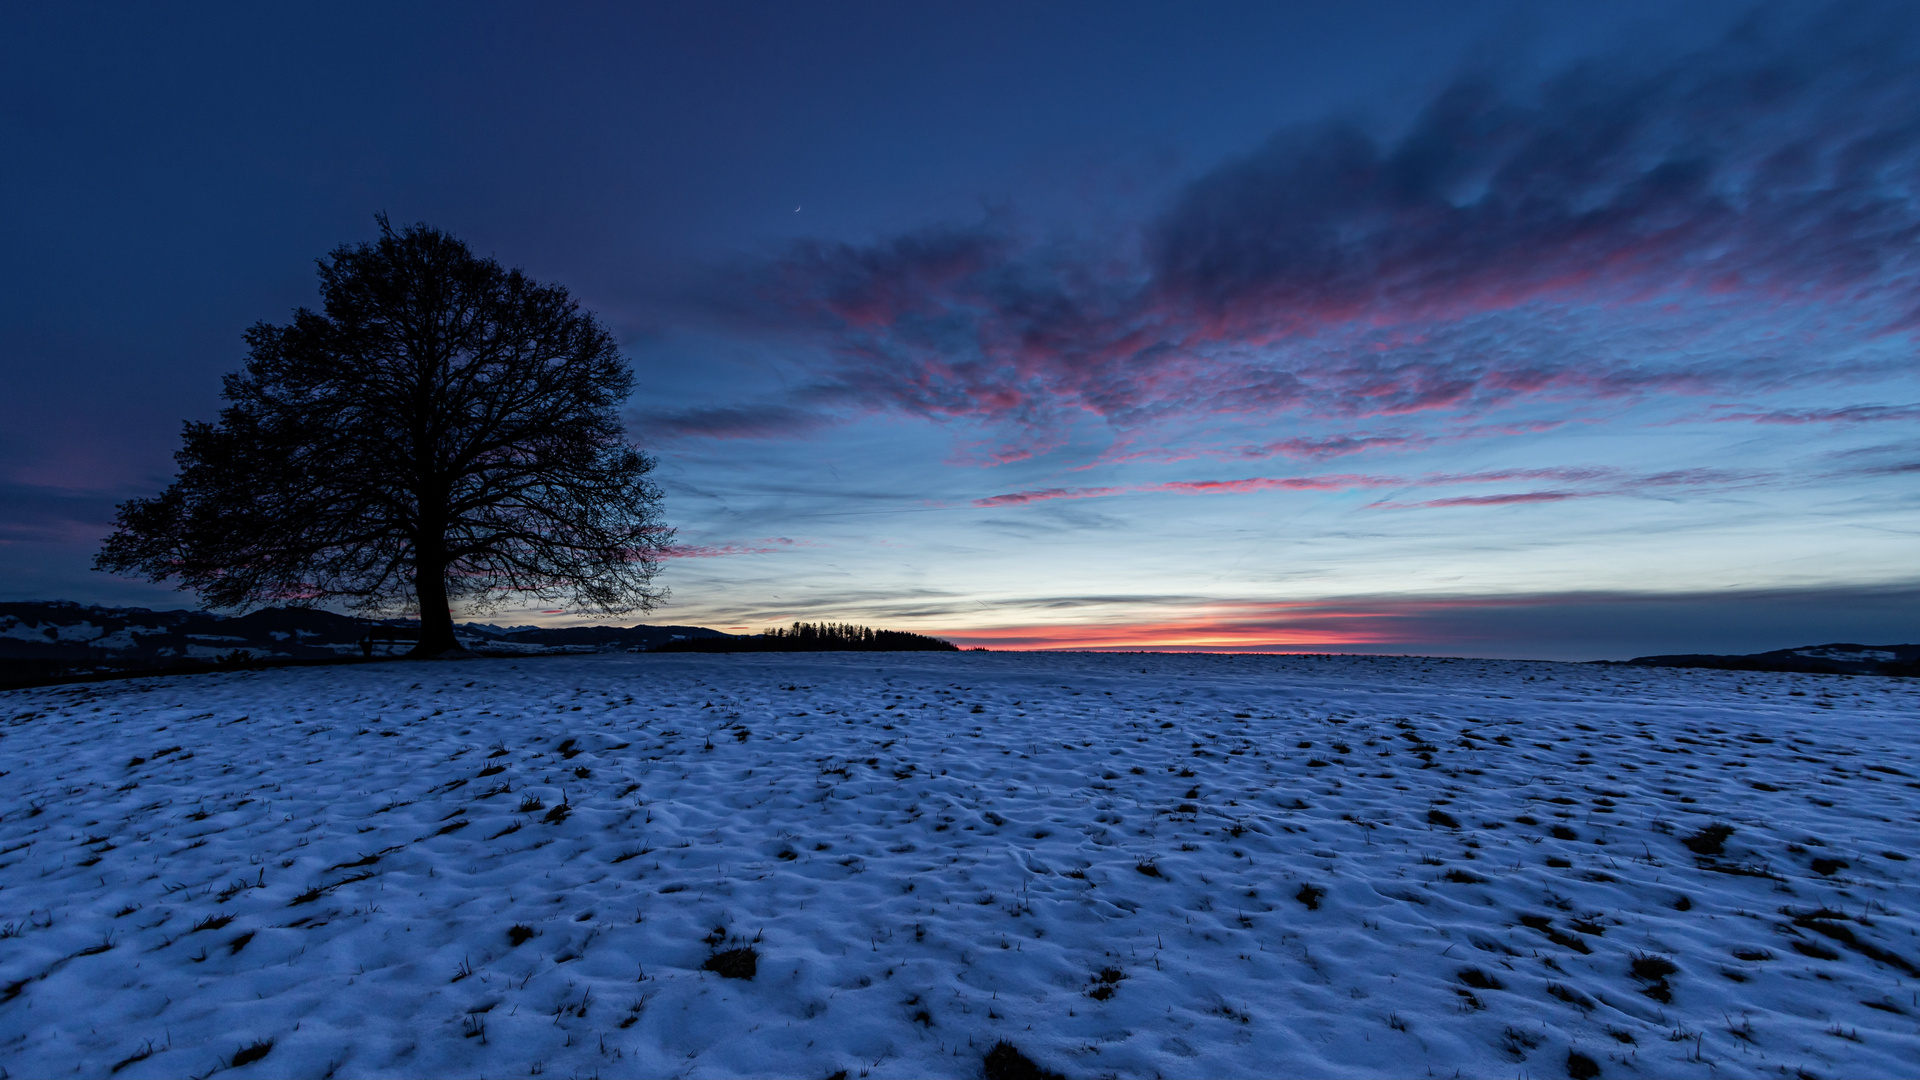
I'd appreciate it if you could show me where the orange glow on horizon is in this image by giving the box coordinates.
[924,594,1576,651]
[941,610,1395,651]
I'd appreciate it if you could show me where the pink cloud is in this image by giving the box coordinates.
[696,15,1920,465]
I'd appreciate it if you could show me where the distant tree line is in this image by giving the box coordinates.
[655,622,958,653]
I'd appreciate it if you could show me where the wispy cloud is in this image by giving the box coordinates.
[973,486,1128,508]
[0,482,121,546]
[1381,491,1587,509]
[973,466,1759,508]
[631,404,832,442]
[1846,460,1920,476]
[1708,404,1920,425]
[1233,432,1436,461]
[662,538,805,559]
[689,7,1920,464]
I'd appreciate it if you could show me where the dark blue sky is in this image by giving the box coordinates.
[6,2,1917,658]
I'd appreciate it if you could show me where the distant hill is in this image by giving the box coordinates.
[1619,642,1920,677]
[0,601,732,686]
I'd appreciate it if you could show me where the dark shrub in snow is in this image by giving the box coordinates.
[984,1040,1063,1080]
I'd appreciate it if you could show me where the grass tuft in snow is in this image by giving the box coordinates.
[229,1038,272,1068]
[1682,823,1736,856]
[703,946,757,980]
[983,1039,1063,1080]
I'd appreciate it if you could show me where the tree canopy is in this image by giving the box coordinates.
[97,218,670,655]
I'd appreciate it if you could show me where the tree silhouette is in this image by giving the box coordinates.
[97,218,670,655]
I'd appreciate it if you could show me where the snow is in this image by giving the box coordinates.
[0,617,172,651]
[2,652,1917,1079]
[0,619,105,644]
[1797,647,1898,663]
[91,628,161,652]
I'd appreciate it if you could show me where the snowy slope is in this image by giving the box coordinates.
[1,653,1916,1079]
[0,602,732,682]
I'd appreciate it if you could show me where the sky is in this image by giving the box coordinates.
[3,1,1918,660]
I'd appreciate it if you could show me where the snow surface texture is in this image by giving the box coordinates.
[2,653,1918,1079]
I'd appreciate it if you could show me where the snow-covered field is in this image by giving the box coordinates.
[3,653,1917,1079]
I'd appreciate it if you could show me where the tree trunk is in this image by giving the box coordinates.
[410,556,462,657]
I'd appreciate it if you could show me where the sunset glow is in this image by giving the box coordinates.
[4,3,1917,659]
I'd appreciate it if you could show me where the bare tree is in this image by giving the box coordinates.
[97,218,670,655]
